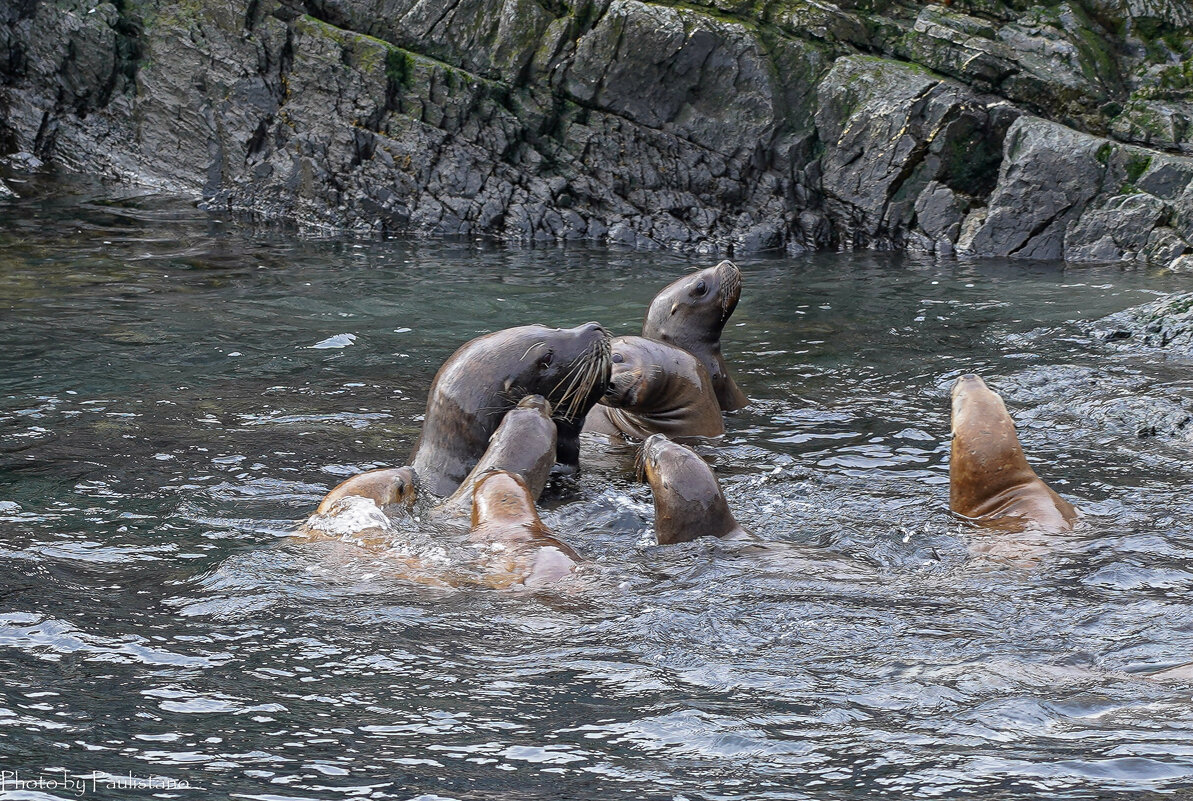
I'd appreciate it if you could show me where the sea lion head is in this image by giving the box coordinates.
[313,465,418,516]
[587,336,724,440]
[471,469,543,530]
[413,322,611,495]
[469,469,579,587]
[950,374,1035,512]
[638,433,739,545]
[501,322,612,427]
[643,260,742,347]
[642,261,747,411]
[603,337,664,411]
[431,395,558,520]
[384,466,419,509]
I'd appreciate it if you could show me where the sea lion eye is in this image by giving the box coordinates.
[694,279,708,296]
[539,351,553,369]
[612,352,624,364]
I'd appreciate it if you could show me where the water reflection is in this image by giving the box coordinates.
[1,176,1192,799]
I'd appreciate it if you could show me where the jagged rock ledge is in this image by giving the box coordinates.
[2,0,1191,265]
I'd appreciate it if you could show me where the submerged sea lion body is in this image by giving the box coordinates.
[950,374,1078,533]
[434,395,557,518]
[299,466,419,550]
[642,260,747,412]
[583,336,724,441]
[314,466,417,515]
[411,323,611,497]
[469,470,580,588]
[639,434,748,545]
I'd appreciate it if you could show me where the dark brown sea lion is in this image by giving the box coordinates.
[583,336,724,441]
[411,323,611,497]
[434,395,557,518]
[642,260,748,412]
[314,466,417,515]
[639,434,748,545]
[950,374,1078,533]
[468,469,581,588]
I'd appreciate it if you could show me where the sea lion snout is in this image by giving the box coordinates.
[638,433,668,480]
[515,394,551,415]
[642,432,669,457]
[952,373,987,400]
[578,321,609,338]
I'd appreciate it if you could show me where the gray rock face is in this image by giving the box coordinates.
[963,117,1193,263]
[815,56,1016,252]
[1,0,1191,262]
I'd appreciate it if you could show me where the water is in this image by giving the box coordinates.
[2,175,1193,800]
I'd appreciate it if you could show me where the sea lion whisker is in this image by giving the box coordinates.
[520,341,546,362]
[552,360,586,398]
[560,362,592,421]
[574,359,601,417]
[552,372,587,419]
[560,354,599,421]
[634,447,647,483]
[551,350,591,398]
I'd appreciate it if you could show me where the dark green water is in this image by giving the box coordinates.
[2,176,1193,800]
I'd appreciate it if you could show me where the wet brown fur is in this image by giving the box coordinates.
[640,434,748,545]
[583,336,724,440]
[950,375,1078,533]
[642,260,748,412]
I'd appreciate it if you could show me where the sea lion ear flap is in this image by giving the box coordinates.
[502,377,515,395]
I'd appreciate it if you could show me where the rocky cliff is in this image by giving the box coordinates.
[2,0,1191,265]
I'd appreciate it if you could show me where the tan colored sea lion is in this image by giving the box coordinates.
[298,466,419,550]
[314,466,417,515]
[468,470,580,588]
[950,374,1078,533]
[583,336,724,441]
[433,395,557,518]
[411,323,611,497]
[642,260,748,411]
[639,434,749,545]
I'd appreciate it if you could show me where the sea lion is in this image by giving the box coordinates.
[950,374,1078,533]
[468,469,581,588]
[411,322,612,497]
[299,466,418,549]
[433,394,557,518]
[583,336,724,441]
[642,260,748,411]
[314,466,417,515]
[638,434,749,545]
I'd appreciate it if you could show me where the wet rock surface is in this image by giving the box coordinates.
[1091,291,1193,358]
[984,291,1193,450]
[1,0,1191,261]
[995,364,1193,443]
